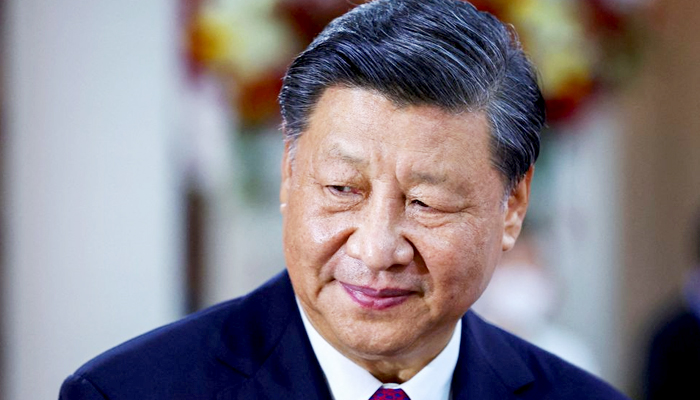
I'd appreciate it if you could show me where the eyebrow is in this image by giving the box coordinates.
[409,171,448,185]
[326,143,451,186]
[327,144,369,168]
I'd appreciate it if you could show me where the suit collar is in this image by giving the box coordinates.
[451,311,535,398]
[216,318,332,400]
[215,271,332,399]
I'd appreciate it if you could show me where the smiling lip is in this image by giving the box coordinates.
[340,282,414,310]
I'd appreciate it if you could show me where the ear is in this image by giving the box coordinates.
[279,140,294,213]
[502,165,534,252]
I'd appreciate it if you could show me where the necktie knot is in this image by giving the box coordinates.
[369,387,410,400]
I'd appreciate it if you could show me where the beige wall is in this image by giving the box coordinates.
[621,0,700,396]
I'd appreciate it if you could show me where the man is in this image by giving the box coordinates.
[60,0,629,398]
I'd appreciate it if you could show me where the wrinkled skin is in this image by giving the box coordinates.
[280,87,532,382]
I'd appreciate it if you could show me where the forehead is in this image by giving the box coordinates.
[308,87,481,140]
[298,87,496,178]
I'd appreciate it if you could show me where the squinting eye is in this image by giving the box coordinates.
[328,185,358,195]
[411,199,430,208]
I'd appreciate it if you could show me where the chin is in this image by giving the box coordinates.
[332,318,424,358]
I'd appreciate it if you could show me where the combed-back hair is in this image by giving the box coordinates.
[278,0,545,191]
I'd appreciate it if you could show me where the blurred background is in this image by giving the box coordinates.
[1,0,699,399]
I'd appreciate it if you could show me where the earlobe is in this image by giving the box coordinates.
[502,165,534,251]
[279,141,294,212]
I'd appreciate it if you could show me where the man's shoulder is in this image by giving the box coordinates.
[651,305,700,341]
[61,271,295,399]
[461,312,630,399]
[74,295,242,375]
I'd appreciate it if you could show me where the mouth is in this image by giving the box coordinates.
[340,282,414,310]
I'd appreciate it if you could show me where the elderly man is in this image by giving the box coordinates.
[60,0,629,399]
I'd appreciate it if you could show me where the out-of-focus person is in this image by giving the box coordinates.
[643,212,700,400]
[473,232,601,376]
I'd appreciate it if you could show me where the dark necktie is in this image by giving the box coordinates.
[369,387,410,400]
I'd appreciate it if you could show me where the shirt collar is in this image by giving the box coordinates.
[297,298,461,400]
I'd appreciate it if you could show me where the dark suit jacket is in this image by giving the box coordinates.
[644,305,700,400]
[60,271,629,399]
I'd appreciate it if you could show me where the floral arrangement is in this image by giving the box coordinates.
[469,0,648,122]
[184,0,649,128]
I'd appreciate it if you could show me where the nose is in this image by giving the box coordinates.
[344,194,414,271]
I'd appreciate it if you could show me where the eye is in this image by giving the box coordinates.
[410,199,431,209]
[327,185,359,196]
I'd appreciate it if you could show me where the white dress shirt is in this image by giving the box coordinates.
[297,299,461,400]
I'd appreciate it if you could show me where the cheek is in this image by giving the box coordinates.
[283,194,355,281]
[418,220,502,308]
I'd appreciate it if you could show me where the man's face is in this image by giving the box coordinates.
[280,87,531,368]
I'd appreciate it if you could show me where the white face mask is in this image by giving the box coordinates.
[473,259,603,376]
[472,262,557,335]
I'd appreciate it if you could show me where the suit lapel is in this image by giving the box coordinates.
[220,319,332,400]
[451,311,535,399]
[215,272,333,400]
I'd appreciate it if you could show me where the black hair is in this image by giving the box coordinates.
[278,0,545,191]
